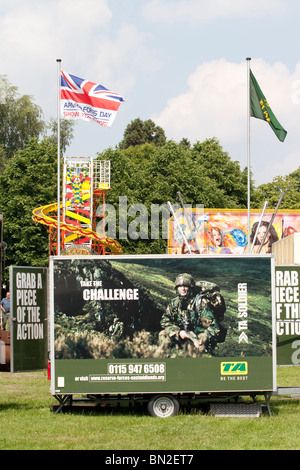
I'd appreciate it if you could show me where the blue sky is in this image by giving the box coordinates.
[1,0,300,187]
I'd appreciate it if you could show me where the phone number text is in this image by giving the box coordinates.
[108,363,166,375]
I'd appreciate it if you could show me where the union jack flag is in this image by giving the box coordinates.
[60,71,125,127]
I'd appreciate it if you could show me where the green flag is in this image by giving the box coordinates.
[250,69,287,142]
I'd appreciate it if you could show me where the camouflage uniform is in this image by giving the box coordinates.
[160,274,221,353]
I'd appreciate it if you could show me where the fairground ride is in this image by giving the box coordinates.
[32,157,122,256]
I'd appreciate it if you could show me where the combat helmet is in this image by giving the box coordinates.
[174,273,195,289]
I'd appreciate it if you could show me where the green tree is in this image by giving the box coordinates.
[252,166,300,210]
[98,137,248,254]
[46,117,75,154]
[119,118,166,149]
[191,138,249,208]
[0,138,58,270]
[0,76,44,162]
[104,137,248,208]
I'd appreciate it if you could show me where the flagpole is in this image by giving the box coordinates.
[246,57,251,252]
[56,59,61,256]
[168,201,192,254]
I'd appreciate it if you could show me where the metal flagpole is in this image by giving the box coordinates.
[250,200,268,252]
[56,59,61,256]
[258,190,285,253]
[246,57,251,252]
[168,201,192,254]
[176,191,201,253]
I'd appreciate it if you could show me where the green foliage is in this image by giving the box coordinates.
[0,138,58,270]
[54,326,209,359]
[0,76,44,163]
[252,167,300,209]
[119,118,167,149]
[103,137,249,207]
[99,137,248,253]
[46,117,75,154]
[0,100,299,269]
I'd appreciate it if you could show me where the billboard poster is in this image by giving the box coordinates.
[50,255,276,395]
[10,266,48,372]
[275,266,300,366]
[168,208,300,255]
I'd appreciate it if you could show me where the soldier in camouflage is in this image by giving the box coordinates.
[160,273,221,354]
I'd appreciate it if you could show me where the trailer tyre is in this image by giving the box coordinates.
[147,394,179,418]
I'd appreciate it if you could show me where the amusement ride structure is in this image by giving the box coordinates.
[32,156,122,256]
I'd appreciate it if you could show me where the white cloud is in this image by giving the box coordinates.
[151,58,300,184]
[151,58,298,145]
[142,0,285,24]
[151,59,246,143]
[263,150,300,181]
[88,23,162,95]
[57,0,112,30]
[0,0,112,60]
[0,1,298,186]
[0,0,160,118]
[0,0,112,110]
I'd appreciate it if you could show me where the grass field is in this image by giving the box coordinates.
[0,367,299,450]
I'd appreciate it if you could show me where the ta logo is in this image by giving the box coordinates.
[221,362,248,375]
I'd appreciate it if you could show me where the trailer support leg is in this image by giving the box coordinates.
[53,395,72,414]
[264,392,272,416]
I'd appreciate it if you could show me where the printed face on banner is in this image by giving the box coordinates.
[168,209,300,255]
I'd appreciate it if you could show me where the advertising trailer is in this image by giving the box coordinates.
[50,254,276,417]
[8,266,48,372]
[275,265,300,366]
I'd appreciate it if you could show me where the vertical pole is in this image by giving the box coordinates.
[168,201,192,254]
[90,157,94,251]
[250,201,268,252]
[177,191,201,253]
[258,190,285,253]
[246,57,251,252]
[56,59,61,255]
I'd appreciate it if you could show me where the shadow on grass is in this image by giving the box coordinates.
[51,400,148,416]
[266,396,300,417]
[50,394,300,419]
[0,400,52,413]
[50,401,213,418]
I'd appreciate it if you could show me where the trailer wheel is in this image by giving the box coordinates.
[147,394,179,418]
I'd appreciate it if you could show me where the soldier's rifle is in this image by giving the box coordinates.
[181,318,201,348]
